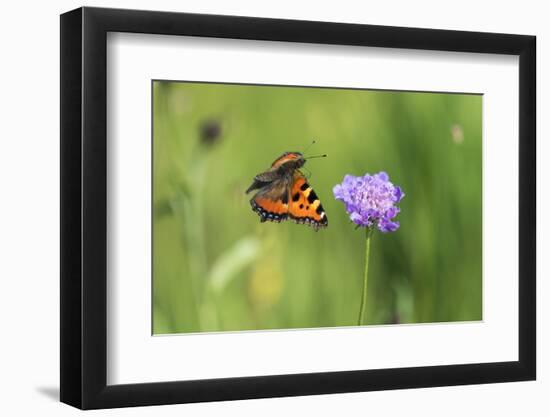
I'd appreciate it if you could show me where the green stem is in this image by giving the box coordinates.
[358,228,373,326]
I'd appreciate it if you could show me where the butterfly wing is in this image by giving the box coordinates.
[287,172,328,229]
[250,175,291,223]
[245,169,281,194]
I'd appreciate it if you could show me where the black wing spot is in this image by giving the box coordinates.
[282,194,289,204]
[292,192,300,202]
[299,204,304,209]
[316,204,324,214]
[300,182,309,191]
[307,190,318,204]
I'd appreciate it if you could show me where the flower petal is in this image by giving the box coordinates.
[378,219,400,233]
[393,186,404,202]
[333,184,344,199]
[349,211,366,226]
[385,206,400,219]
[343,174,357,186]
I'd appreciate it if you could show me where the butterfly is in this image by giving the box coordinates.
[246,151,328,230]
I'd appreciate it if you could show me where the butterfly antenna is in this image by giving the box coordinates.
[302,139,316,155]
[304,153,327,160]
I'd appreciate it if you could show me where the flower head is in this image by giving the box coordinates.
[333,171,404,232]
[199,118,223,147]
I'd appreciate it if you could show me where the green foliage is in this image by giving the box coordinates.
[153,81,482,334]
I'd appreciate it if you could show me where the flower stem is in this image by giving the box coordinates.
[358,228,373,326]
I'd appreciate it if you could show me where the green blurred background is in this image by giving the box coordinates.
[152,81,482,335]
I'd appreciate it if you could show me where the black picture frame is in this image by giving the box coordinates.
[60,6,536,410]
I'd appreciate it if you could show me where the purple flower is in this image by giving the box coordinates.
[333,172,404,233]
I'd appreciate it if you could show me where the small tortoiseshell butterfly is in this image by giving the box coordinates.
[246,150,328,230]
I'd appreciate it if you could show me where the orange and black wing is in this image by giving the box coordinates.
[287,172,328,230]
[250,177,290,223]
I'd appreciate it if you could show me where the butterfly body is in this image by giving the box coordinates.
[246,152,328,230]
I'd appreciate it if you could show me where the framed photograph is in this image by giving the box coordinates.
[60,6,536,409]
